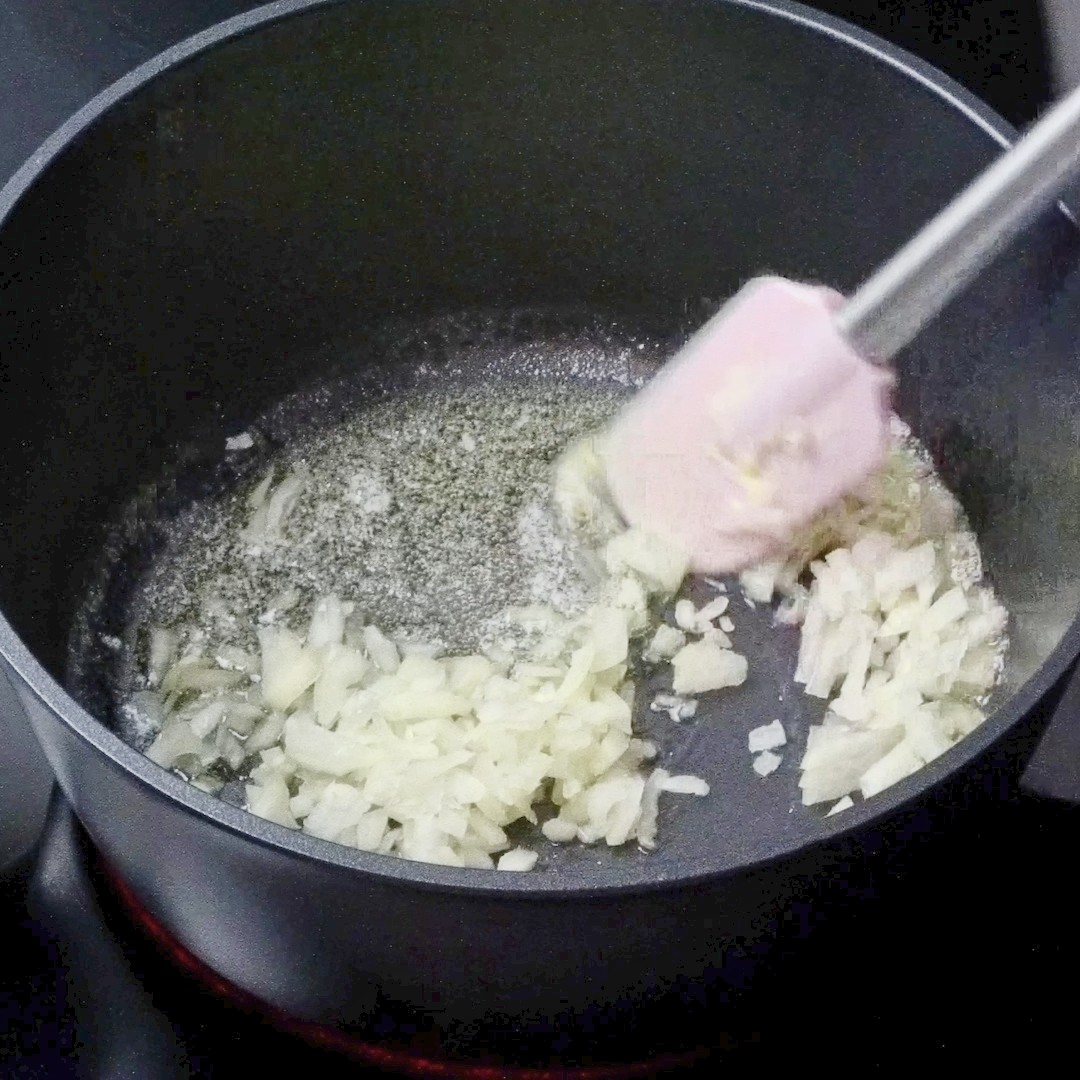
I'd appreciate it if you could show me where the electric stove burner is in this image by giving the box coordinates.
[8,776,1079,1078]
[10,761,1080,1077]
[100,858,713,1079]
[7,792,738,1077]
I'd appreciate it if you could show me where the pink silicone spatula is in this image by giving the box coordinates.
[604,83,1080,575]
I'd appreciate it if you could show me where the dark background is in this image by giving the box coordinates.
[0,1,1075,1075]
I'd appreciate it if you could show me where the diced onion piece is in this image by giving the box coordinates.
[259,627,320,711]
[263,467,308,540]
[381,690,471,723]
[650,693,697,723]
[246,775,298,829]
[497,848,539,872]
[214,726,245,771]
[701,627,732,649]
[313,643,369,728]
[587,607,629,671]
[634,768,668,851]
[246,711,287,754]
[146,721,207,769]
[354,810,390,851]
[363,625,400,674]
[674,600,698,632]
[284,712,359,777]
[307,594,351,649]
[752,750,782,777]
[643,625,686,662]
[188,700,227,739]
[922,586,968,633]
[161,657,245,695]
[541,817,578,843]
[697,596,730,623]
[859,741,923,798]
[748,719,786,754]
[447,655,496,696]
[555,643,595,702]
[552,435,624,548]
[873,542,936,604]
[222,700,264,736]
[800,722,904,805]
[303,782,370,842]
[740,561,781,603]
[603,527,688,595]
[904,706,952,763]
[670,640,747,695]
[661,774,709,796]
[147,626,179,688]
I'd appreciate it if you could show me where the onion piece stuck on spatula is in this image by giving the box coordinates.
[604,79,1080,573]
[603,277,892,574]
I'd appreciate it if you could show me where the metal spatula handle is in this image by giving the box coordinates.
[836,82,1080,362]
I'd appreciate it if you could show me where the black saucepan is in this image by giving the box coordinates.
[2,0,1080,1064]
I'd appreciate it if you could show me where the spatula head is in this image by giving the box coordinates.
[603,276,893,573]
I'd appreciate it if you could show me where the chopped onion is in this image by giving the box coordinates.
[146,721,214,771]
[587,607,629,671]
[129,422,1007,871]
[643,625,686,663]
[748,719,786,754]
[634,768,668,850]
[258,627,320,711]
[670,640,747,695]
[787,523,1005,807]
[246,775,298,829]
[161,657,245,695]
[859,741,923,798]
[660,774,709,796]
[497,848,539,872]
[603,527,688,595]
[363,625,400,674]
[740,562,781,603]
[262,467,309,540]
[308,595,351,649]
[649,693,697,723]
[541,818,578,843]
[752,751,782,777]
[226,432,254,451]
[697,595,730,623]
[146,626,179,688]
[674,599,698,632]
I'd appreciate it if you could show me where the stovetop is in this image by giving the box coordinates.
[0,2,1075,1075]
[4,750,1079,1076]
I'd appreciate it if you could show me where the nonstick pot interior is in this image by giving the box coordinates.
[2,0,1080,889]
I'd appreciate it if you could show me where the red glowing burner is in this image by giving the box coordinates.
[100,860,711,1079]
